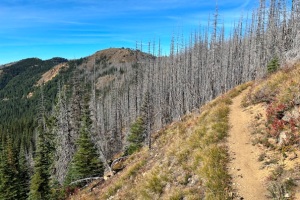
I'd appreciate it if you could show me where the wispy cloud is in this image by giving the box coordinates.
[0,0,259,64]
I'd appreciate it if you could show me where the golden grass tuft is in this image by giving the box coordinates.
[246,63,300,105]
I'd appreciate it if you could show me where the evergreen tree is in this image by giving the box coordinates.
[124,117,145,155]
[29,88,54,200]
[267,57,280,74]
[140,91,154,149]
[65,94,104,186]
[124,92,152,155]
[18,141,30,200]
[0,137,20,200]
[28,130,52,200]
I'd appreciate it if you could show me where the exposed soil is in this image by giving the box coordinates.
[228,89,270,199]
[36,62,68,86]
[96,75,115,90]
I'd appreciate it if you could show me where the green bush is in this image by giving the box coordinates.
[267,57,280,74]
[124,143,142,155]
[125,117,145,155]
[127,117,145,144]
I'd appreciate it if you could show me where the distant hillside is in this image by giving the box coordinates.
[0,61,18,69]
[0,57,67,115]
[0,48,156,192]
[0,57,69,156]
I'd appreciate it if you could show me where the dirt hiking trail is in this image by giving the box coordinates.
[228,89,269,200]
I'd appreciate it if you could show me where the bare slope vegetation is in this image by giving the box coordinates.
[241,63,300,199]
[36,48,152,87]
[36,62,68,86]
[69,83,251,200]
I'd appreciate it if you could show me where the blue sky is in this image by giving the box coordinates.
[0,0,256,64]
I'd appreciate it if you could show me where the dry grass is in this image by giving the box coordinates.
[69,83,250,200]
[245,63,300,105]
[96,75,115,90]
[242,63,300,199]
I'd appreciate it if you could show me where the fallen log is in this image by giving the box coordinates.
[70,177,102,186]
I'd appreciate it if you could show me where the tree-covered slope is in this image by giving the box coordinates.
[0,58,67,114]
[70,63,300,200]
[0,48,154,200]
[0,57,68,140]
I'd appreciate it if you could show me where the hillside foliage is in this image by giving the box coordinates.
[0,0,299,198]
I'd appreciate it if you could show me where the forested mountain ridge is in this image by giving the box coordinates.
[0,48,155,199]
[0,48,151,141]
[0,57,68,146]
[0,0,300,199]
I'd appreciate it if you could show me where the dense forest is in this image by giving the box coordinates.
[0,0,299,199]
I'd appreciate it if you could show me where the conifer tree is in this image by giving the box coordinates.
[29,87,53,200]
[124,117,145,155]
[0,137,20,200]
[0,136,30,200]
[28,130,52,200]
[267,57,280,74]
[140,91,154,149]
[65,93,104,186]
[18,141,30,200]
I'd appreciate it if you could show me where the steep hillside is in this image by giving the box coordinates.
[68,83,250,200]
[33,48,153,88]
[242,63,300,199]
[69,63,300,200]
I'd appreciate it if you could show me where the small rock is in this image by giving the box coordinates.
[282,108,300,122]
[188,175,199,186]
[228,192,235,198]
[284,193,290,198]
[278,131,288,146]
[294,96,300,105]
[268,138,277,146]
[165,183,171,191]
[282,112,292,122]
[291,108,300,120]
